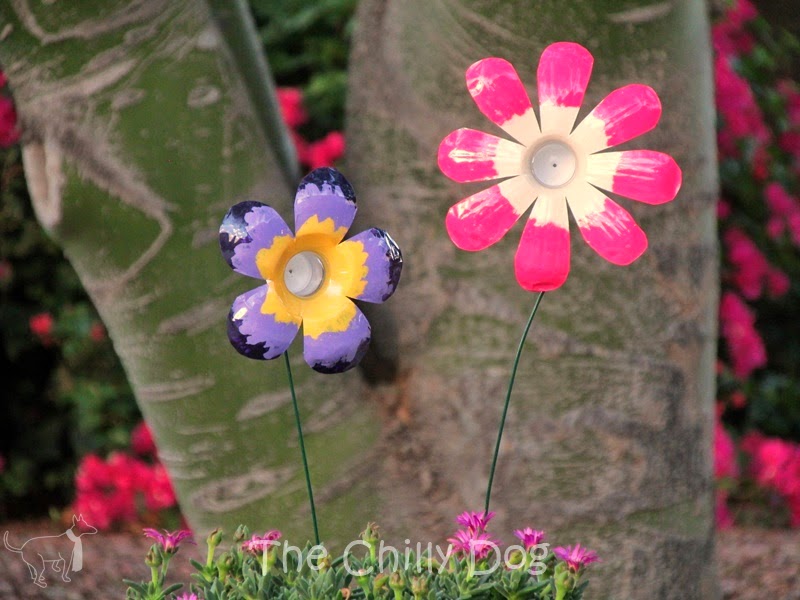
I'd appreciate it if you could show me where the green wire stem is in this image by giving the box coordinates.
[284,351,320,545]
[484,291,546,514]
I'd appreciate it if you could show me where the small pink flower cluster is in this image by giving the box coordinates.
[713,0,797,387]
[723,228,789,300]
[765,182,800,245]
[718,292,766,379]
[277,87,345,171]
[741,433,800,527]
[242,529,282,553]
[447,511,500,560]
[713,1,770,177]
[0,71,19,148]
[448,511,599,572]
[72,422,177,530]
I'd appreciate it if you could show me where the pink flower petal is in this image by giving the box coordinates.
[514,195,570,291]
[537,42,594,134]
[586,150,682,205]
[568,185,647,265]
[466,58,540,146]
[571,84,661,154]
[446,176,532,251]
[438,128,525,183]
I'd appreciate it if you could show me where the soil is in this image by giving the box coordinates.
[0,520,797,599]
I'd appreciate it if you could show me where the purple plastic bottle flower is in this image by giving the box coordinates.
[553,543,600,572]
[219,167,402,373]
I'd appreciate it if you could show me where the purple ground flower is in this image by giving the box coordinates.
[455,510,495,533]
[513,527,546,550]
[143,528,194,554]
[447,529,500,560]
[242,530,282,553]
[553,543,600,572]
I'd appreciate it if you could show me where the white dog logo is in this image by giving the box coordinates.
[3,515,97,588]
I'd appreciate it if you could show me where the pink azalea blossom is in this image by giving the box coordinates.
[513,527,546,550]
[143,528,193,553]
[29,312,54,341]
[764,182,800,245]
[553,543,600,572]
[714,55,770,161]
[712,0,758,57]
[723,227,785,300]
[719,292,767,378]
[306,131,345,169]
[131,421,157,457]
[0,96,19,148]
[143,462,177,511]
[277,87,308,129]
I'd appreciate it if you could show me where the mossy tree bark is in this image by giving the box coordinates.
[0,1,383,544]
[346,1,718,598]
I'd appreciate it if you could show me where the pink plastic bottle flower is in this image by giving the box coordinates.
[439,42,682,291]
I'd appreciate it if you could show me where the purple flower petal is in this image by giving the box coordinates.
[220,202,292,279]
[302,300,371,373]
[340,228,403,303]
[294,167,357,243]
[228,284,300,360]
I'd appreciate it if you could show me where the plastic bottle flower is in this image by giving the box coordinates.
[219,167,402,373]
[438,42,682,291]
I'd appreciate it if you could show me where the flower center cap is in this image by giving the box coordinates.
[530,141,577,188]
[284,251,325,297]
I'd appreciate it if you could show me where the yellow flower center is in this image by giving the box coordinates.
[254,215,369,339]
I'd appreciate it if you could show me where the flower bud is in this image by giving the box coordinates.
[207,527,224,548]
[373,573,389,592]
[411,575,428,595]
[361,522,380,544]
[233,524,249,543]
[389,571,405,591]
[355,568,371,588]
[145,546,162,568]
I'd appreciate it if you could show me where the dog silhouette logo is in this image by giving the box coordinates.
[3,514,98,588]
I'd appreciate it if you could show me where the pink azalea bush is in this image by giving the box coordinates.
[277,86,345,170]
[71,422,178,530]
[712,0,800,528]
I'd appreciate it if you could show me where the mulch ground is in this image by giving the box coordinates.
[0,520,798,599]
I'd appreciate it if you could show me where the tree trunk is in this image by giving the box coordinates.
[346,1,719,598]
[0,0,384,543]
